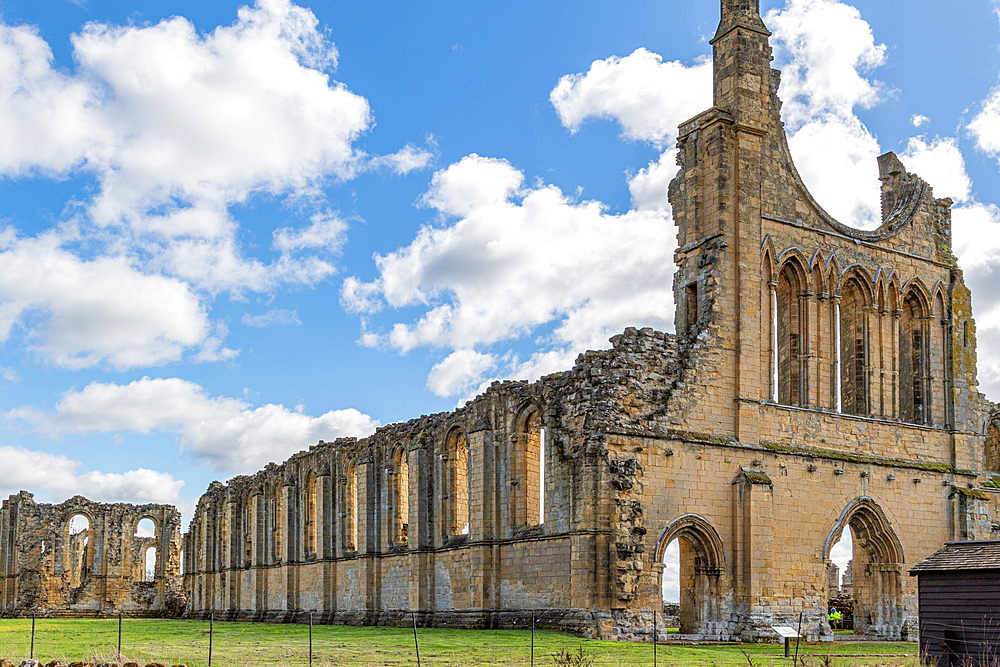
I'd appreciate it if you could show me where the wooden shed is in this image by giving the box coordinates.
[909,540,1000,667]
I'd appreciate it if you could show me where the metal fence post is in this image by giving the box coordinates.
[209,610,214,667]
[531,610,535,667]
[794,612,803,667]
[653,610,657,667]
[412,611,421,667]
[309,612,313,667]
[30,613,35,660]
[118,610,123,659]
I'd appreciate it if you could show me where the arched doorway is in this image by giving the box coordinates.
[824,498,906,639]
[655,515,725,636]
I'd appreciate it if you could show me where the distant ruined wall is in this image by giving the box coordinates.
[182,328,682,636]
[0,492,183,617]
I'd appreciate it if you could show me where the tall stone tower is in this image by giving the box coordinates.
[662,0,994,639]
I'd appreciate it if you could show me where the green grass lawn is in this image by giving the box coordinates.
[0,619,919,667]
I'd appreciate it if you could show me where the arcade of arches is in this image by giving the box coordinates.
[3,0,1000,642]
[0,493,182,616]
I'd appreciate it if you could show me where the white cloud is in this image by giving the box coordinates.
[427,349,497,398]
[953,202,1000,400]
[550,48,712,148]
[661,538,679,603]
[0,0,396,303]
[72,0,369,226]
[629,150,679,212]
[8,377,379,473]
[370,144,435,176]
[899,136,972,203]
[767,0,888,228]
[345,156,675,370]
[0,445,185,507]
[911,114,929,128]
[242,308,302,328]
[829,527,853,586]
[970,83,1000,161]
[273,212,348,254]
[0,230,217,369]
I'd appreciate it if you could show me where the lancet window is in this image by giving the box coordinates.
[442,428,470,540]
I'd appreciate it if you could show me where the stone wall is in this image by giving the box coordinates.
[157,0,1000,641]
[0,493,183,617]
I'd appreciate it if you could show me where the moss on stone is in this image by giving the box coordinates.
[758,440,957,474]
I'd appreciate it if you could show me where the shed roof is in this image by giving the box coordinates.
[909,540,1000,574]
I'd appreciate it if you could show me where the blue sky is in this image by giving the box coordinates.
[0,0,999,561]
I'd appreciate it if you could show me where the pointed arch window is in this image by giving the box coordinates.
[513,409,545,528]
[899,290,931,425]
[304,470,318,556]
[272,482,283,563]
[342,462,358,551]
[442,428,470,540]
[840,277,869,416]
[776,262,808,406]
[389,446,409,546]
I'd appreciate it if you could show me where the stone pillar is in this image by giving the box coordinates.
[732,466,774,637]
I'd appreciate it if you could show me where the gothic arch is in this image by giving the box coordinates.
[761,236,778,279]
[304,469,318,556]
[899,284,933,425]
[824,498,906,638]
[654,514,726,567]
[342,456,358,552]
[272,480,284,562]
[512,402,544,528]
[442,426,470,541]
[775,255,811,406]
[776,249,812,291]
[655,514,726,636]
[840,269,873,416]
[388,444,409,546]
[825,255,842,293]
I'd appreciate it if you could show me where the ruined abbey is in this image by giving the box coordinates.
[2,0,1000,642]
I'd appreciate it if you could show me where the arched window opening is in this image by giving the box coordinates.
[841,278,869,416]
[144,546,157,582]
[514,411,543,528]
[179,549,184,575]
[656,516,725,637]
[135,517,156,538]
[343,463,358,551]
[776,263,807,406]
[390,448,409,546]
[305,471,318,556]
[899,291,930,425]
[986,420,1000,472]
[661,539,680,631]
[67,514,92,588]
[827,527,855,633]
[539,426,546,525]
[272,483,283,562]
[243,505,252,565]
[825,500,905,639]
[443,428,470,540]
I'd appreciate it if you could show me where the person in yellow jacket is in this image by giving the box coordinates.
[828,607,843,629]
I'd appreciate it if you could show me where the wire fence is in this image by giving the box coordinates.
[0,615,922,667]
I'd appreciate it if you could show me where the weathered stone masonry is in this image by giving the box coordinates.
[0,493,183,616]
[183,0,1000,641]
[5,0,1000,640]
